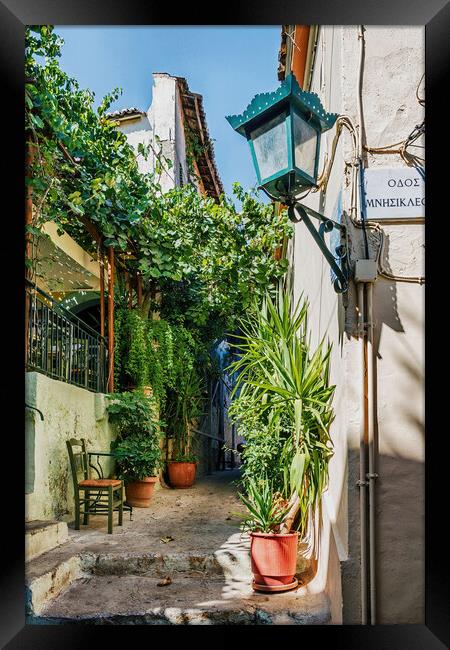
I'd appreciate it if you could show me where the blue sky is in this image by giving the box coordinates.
[55,26,282,203]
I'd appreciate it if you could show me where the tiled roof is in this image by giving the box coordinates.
[175,76,224,201]
[278,25,288,81]
[106,107,146,119]
[105,78,223,201]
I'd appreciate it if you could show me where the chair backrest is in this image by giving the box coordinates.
[66,438,89,491]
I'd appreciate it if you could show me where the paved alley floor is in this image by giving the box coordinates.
[25,469,331,624]
[67,468,247,556]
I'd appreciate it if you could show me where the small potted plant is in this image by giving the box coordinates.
[107,390,163,507]
[165,367,205,489]
[239,477,299,593]
[111,435,162,507]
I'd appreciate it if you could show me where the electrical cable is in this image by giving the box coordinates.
[356,26,370,260]
[364,120,425,166]
[311,93,425,282]
[416,72,425,106]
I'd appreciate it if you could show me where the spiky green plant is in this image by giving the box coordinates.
[228,288,335,536]
[165,366,205,461]
[238,476,291,534]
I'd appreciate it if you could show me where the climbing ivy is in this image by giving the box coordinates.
[113,307,202,413]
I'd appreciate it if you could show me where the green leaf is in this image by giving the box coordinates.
[31,113,45,129]
[290,449,306,496]
[25,224,43,236]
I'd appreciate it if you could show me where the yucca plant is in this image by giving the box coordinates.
[165,365,205,461]
[238,477,291,534]
[228,288,335,537]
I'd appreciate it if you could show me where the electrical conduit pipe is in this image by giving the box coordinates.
[357,282,368,625]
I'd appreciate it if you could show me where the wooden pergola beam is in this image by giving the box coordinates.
[99,249,105,337]
[107,246,115,393]
[136,273,143,306]
[25,139,34,364]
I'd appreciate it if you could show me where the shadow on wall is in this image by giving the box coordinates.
[342,448,424,625]
[342,309,424,625]
[375,451,425,623]
[373,231,406,361]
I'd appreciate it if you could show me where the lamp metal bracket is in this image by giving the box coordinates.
[288,203,349,293]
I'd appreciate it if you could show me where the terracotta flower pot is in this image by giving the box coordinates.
[250,531,299,592]
[125,476,158,508]
[167,461,197,488]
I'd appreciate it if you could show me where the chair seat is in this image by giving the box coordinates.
[79,479,122,488]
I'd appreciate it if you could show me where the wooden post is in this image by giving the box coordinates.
[127,272,133,309]
[107,246,115,393]
[99,249,106,391]
[136,273,143,306]
[99,250,105,337]
[25,138,34,363]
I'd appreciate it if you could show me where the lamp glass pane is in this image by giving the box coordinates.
[250,112,288,180]
[293,111,318,178]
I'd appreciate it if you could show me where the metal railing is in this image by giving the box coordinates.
[26,280,108,393]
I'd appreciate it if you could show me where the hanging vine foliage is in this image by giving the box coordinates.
[26,25,293,341]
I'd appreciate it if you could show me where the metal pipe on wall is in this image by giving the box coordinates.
[358,278,378,626]
[366,281,377,624]
[355,23,378,625]
[358,282,368,625]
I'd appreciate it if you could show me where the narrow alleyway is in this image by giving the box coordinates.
[26,470,330,624]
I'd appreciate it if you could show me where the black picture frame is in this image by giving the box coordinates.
[0,0,448,646]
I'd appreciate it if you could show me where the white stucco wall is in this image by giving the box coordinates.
[289,26,424,624]
[118,114,154,176]
[116,73,190,193]
[25,372,116,523]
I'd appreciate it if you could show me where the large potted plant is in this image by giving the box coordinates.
[228,289,335,592]
[107,390,162,507]
[165,366,205,488]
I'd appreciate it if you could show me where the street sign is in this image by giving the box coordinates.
[361,167,425,220]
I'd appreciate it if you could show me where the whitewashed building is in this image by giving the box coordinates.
[278,25,425,624]
[107,72,223,199]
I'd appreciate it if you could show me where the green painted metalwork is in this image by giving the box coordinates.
[226,73,338,202]
[288,204,349,293]
[226,74,338,135]
[226,74,346,292]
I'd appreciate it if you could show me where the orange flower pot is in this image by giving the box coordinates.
[250,531,299,591]
[167,462,197,489]
[125,476,158,507]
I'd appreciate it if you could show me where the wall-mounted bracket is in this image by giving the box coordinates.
[288,203,349,293]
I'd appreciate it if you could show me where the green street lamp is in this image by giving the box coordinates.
[226,73,349,293]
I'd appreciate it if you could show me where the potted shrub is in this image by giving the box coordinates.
[107,390,163,507]
[228,290,336,591]
[111,435,161,507]
[165,367,205,488]
[239,477,298,592]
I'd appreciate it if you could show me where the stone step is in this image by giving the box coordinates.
[26,548,251,617]
[26,545,317,621]
[29,572,331,625]
[25,520,69,562]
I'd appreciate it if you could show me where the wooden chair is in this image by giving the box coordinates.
[66,438,124,534]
